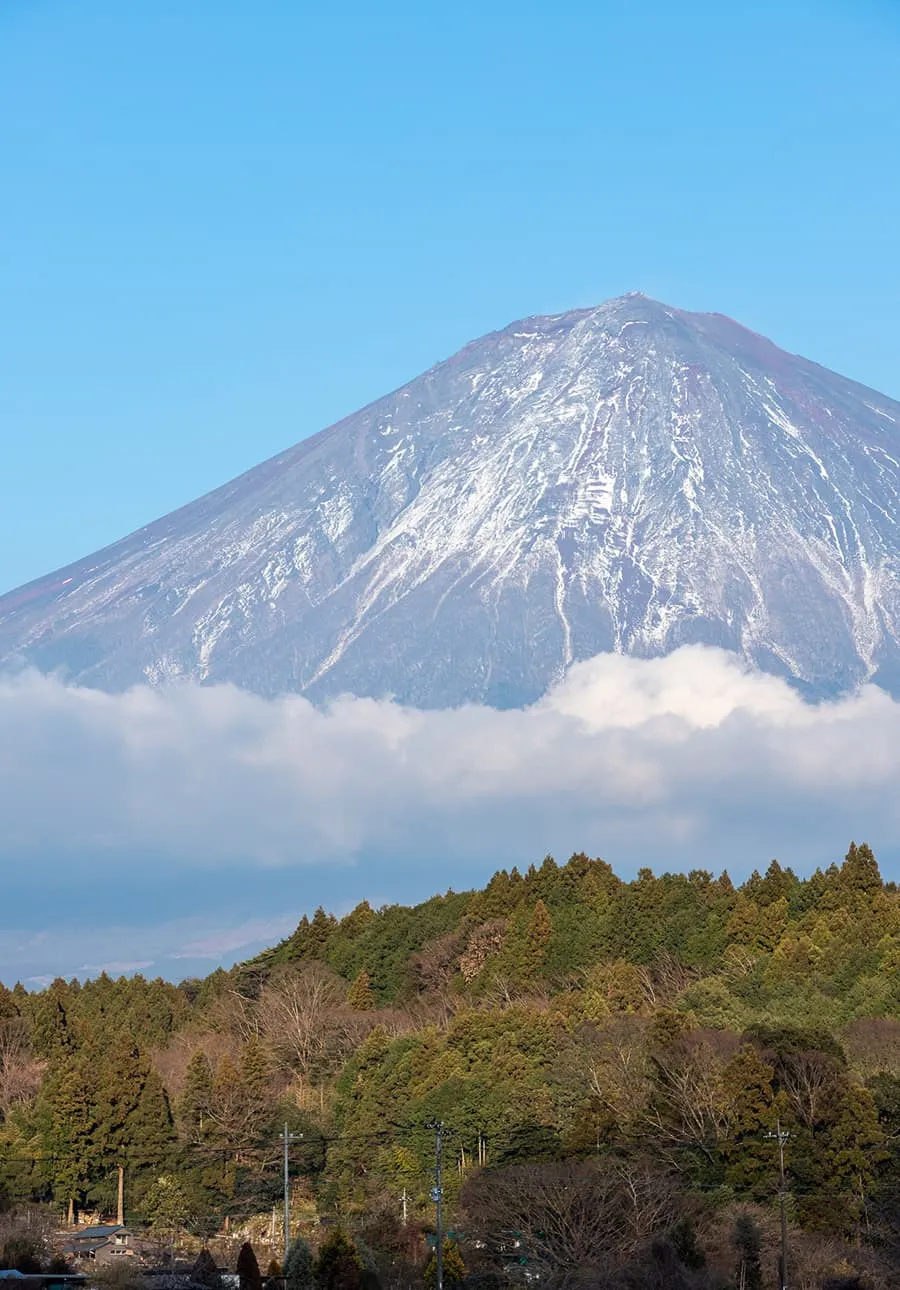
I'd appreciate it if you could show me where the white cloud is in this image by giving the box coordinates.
[0,648,898,885]
[0,915,299,985]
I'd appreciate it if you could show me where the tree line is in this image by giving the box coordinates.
[2,843,900,1286]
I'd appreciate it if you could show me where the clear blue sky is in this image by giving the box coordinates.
[1,0,899,594]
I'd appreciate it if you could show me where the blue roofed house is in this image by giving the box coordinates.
[62,1226,136,1264]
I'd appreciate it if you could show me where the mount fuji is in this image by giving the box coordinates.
[3,293,900,707]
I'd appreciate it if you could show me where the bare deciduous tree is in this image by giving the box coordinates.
[643,1029,740,1161]
[257,963,362,1084]
[778,1050,842,1129]
[585,1015,652,1131]
[0,1018,43,1117]
[462,1159,684,1288]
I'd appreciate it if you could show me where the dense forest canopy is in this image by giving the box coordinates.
[3,844,900,1287]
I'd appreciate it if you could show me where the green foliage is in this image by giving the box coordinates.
[284,1236,313,1290]
[347,971,375,1011]
[179,1048,213,1140]
[424,1239,465,1288]
[143,1173,191,1232]
[9,840,900,1279]
[314,1228,363,1290]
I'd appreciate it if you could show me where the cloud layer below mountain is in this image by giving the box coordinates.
[2,646,899,980]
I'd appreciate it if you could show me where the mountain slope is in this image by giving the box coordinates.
[3,293,900,706]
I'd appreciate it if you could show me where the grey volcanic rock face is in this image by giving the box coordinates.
[3,293,900,707]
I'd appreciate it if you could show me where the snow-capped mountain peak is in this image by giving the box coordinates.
[2,294,900,706]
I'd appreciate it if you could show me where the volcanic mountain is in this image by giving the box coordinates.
[2,293,900,707]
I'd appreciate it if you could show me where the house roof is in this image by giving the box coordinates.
[71,1226,125,1240]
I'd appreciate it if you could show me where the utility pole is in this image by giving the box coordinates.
[425,1121,447,1290]
[766,1120,790,1290]
[283,1124,303,1262]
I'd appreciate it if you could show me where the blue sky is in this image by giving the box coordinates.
[2,1,900,983]
[1,0,899,595]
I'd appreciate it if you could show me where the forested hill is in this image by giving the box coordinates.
[242,843,900,1014]
[5,846,900,1287]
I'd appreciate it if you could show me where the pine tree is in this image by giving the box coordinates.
[305,908,337,959]
[840,841,882,898]
[314,1228,362,1290]
[240,1036,272,1112]
[518,899,553,981]
[30,982,71,1058]
[143,1173,190,1234]
[284,1237,313,1290]
[721,1045,776,1196]
[129,1067,176,1176]
[40,1055,99,1214]
[180,1049,213,1141]
[731,1213,763,1290]
[347,971,375,1012]
[424,1240,465,1289]
[237,1243,263,1290]
[94,1038,147,1161]
[190,1249,222,1290]
[339,902,375,940]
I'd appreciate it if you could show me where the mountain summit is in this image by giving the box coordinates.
[3,294,900,706]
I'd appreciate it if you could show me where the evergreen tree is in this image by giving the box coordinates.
[143,1173,190,1234]
[314,1228,362,1290]
[305,908,337,958]
[0,984,18,1020]
[237,1243,263,1290]
[130,1067,176,1176]
[240,1036,272,1114]
[190,1249,222,1290]
[424,1240,465,1289]
[339,902,375,940]
[721,1045,776,1195]
[347,971,375,1011]
[180,1049,213,1141]
[30,982,71,1058]
[284,1237,313,1290]
[840,842,882,898]
[42,1056,99,1214]
[731,1213,763,1290]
